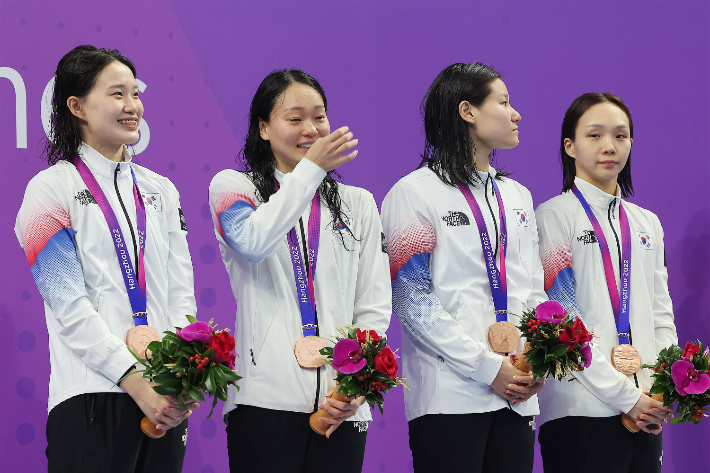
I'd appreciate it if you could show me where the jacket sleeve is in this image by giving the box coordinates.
[523,188,548,308]
[351,193,392,337]
[381,181,503,385]
[650,215,677,352]
[536,205,641,413]
[209,159,326,263]
[15,174,136,384]
[165,184,197,330]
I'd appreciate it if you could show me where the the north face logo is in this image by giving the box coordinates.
[442,211,470,227]
[75,189,96,206]
[577,230,597,245]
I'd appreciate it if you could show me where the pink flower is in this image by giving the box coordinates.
[332,339,367,374]
[580,341,592,368]
[671,359,710,396]
[176,321,213,343]
[536,301,567,324]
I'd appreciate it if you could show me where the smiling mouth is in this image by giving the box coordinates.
[297,144,312,149]
[118,119,138,125]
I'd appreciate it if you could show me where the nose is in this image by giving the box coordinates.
[602,135,616,154]
[302,120,318,136]
[124,96,140,115]
[511,106,521,123]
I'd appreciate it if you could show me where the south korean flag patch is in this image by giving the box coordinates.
[514,209,530,227]
[142,193,162,212]
[638,232,653,250]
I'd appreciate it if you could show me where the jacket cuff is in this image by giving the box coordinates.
[473,352,505,385]
[293,158,327,191]
[618,387,644,414]
[98,341,141,385]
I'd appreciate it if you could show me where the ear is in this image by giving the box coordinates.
[459,101,476,125]
[67,96,85,120]
[563,138,575,158]
[629,137,633,147]
[258,119,269,141]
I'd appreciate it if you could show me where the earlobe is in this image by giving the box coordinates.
[459,101,476,125]
[66,96,84,119]
[563,138,575,158]
[258,119,269,141]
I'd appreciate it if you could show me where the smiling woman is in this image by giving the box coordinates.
[208,69,392,473]
[15,45,199,473]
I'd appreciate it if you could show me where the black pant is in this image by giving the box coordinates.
[539,416,663,473]
[408,408,536,473]
[226,405,368,473]
[46,393,188,473]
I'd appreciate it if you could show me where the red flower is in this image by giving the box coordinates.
[208,331,237,370]
[356,328,382,345]
[573,317,591,342]
[374,346,398,378]
[558,326,580,352]
[681,342,701,359]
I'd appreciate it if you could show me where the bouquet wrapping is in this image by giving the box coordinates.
[640,341,710,425]
[512,301,592,380]
[310,326,407,435]
[123,316,242,438]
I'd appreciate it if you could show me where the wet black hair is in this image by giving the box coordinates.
[42,45,136,165]
[560,92,634,197]
[418,62,509,187]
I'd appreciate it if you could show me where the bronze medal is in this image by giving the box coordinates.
[295,336,327,369]
[611,344,641,375]
[126,325,160,360]
[488,321,519,354]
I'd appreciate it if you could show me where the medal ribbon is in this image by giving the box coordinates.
[73,157,148,326]
[457,177,508,320]
[571,185,631,344]
[275,180,321,337]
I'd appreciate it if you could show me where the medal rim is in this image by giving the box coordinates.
[611,344,641,375]
[126,325,161,360]
[294,336,327,369]
[488,321,519,354]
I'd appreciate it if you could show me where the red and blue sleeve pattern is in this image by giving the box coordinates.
[387,217,439,337]
[17,197,88,318]
[213,190,257,251]
[539,238,581,318]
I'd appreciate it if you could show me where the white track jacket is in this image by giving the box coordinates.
[535,177,677,425]
[381,167,547,422]
[15,144,196,413]
[209,158,391,422]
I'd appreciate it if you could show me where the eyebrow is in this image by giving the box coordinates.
[106,83,138,90]
[283,105,325,112]
[586,124,629,129]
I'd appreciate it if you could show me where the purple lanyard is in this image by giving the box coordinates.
[457,176,508,320]
[572,185,631,344]
[73,157,148,326]
[275,180,321,337]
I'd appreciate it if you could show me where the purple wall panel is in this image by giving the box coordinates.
[1,1,708,472]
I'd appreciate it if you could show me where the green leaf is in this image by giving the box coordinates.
[186,315,199,324]
[206,396,218,418]
[214,366,226,387]
[221,366,241,382]
[550,344,570,357]
[153,383,180,395]
[205,369,215,393]
[187,386,205,402]
[649,385,665,395]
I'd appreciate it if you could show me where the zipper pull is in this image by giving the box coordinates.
[250,349,256,366]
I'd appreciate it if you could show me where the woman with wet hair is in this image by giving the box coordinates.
[535,92,676,473]
[381,62,547,473]
[15,45,198,472]
[209,69,391,473]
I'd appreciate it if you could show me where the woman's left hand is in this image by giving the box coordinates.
[506,374,546,404]
[317,385,366,438]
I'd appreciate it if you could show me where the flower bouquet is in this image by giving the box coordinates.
[511,301,592,381]
[309,326,407,435]
[640,341,710,425]
[122,315,242,438]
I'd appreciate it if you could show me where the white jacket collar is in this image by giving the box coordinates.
[573,177,621,209]
[78,143,133,180]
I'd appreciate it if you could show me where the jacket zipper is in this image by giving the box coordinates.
[114,164,139,268]
[299,217,321,412]
[482,175,500,259]
[607,199,639,388]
